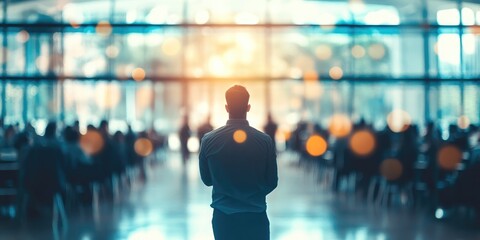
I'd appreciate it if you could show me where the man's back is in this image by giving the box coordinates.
[200,85,277,240]
[199,119,278,214]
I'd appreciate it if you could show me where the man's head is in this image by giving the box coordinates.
[225,85,250,119]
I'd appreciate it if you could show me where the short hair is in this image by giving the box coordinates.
[225,85,250,116]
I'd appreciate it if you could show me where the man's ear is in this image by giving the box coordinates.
[225,104,230,113]
[246,104,251,112]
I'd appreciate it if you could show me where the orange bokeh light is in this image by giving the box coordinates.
[135,138,154,157]
[233,130,247,144]
[283,131,292,141]
[69,21,81,29]
[380,159,403,181]
[457,115,470,129]
[80,130,105,155]
[329,66,343,80]
[306,135,328,157]
[328,114,352,138]
[96,21,112,37]
[387,109,411,133]
[132,68,146,81]
[303,70,318,82]
[349,129,376,157]
[437,145,462,170]
[470,26,480,35]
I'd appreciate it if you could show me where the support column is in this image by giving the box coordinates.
[1,0,7,119]
[422,0,431,124]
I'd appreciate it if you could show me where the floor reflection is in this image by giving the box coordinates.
[1,152,479,240]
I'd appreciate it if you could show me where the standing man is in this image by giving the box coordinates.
[199,85,278,240]
[179,115,191,165]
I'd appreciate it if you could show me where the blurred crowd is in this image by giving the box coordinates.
[287,118,480,222]
[0,115,479,225]
[0,118,167,219]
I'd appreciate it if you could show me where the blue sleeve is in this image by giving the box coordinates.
[199,137,213,186]
[265,136,278,194]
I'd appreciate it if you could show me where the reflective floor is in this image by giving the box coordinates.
[1,152,479,240]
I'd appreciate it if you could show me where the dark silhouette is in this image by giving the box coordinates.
[197,115,214,145]
[179,115,191,165]
[199,85,278,240]
[263,113,278,150]
[23,122,67,217]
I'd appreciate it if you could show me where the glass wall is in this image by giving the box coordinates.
[0,0,479,135]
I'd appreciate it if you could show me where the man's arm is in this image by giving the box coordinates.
[265,137,278,194]
[199,137,213,186]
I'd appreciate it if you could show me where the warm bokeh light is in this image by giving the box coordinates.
[380,159,403,181]
[351,45,366,59]
[303,70,318,81]
[314,45,332,60]
[328,114,352,138]
[161,38,181,56]
[304,81,324,100]
[437,145,462,170]
[387,109,411,133]
[136,86,153,108]
[349,129,376,157]
[368,43,386,60]
[16,30,30,43]
[457,115,470,129]
[95,82,121,109]
[69,21,81,29]
[233,130,247,144]
[278,130,292,142]
[208,56,230,76]
[329,66,343,80]
[132,68,146,81]
[105,45,120,58]
[306,135,328,157]
[96,21,113,37]
[80,130,104,155]
[35,55,49,74]
[135,138,154,157]
[470,26,480,35]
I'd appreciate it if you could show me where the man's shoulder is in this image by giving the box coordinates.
[203,125,271,141]
[202,126,226,141]
[247,126,274,142]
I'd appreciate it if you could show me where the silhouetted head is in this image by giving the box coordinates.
[44,121,57,139]
[14,132,31,151]
[267,113,273,122]
[99,120,109,134]
[113,131,125,142]
[225,85,250,119]
[64,126,80,143]
[73,120,80,130]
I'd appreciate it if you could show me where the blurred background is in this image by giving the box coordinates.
[0,0,479,239]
